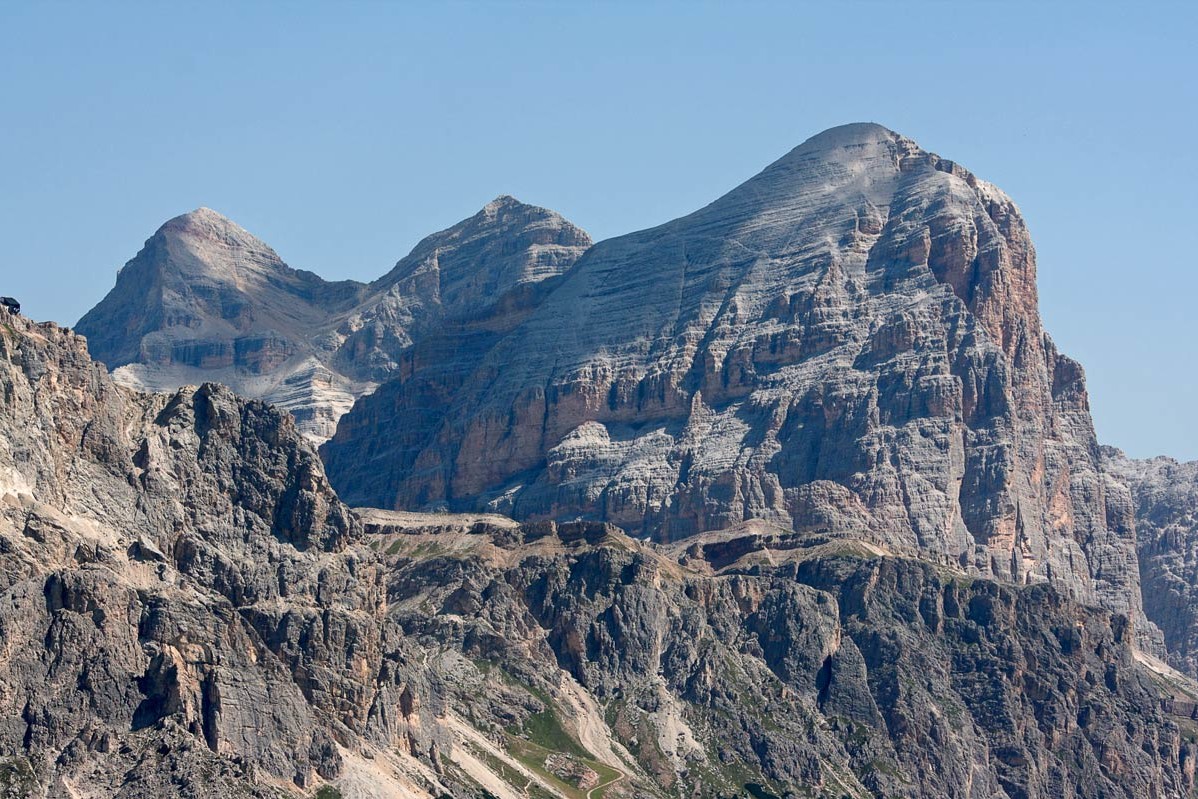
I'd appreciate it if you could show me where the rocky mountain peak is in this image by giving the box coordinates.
[146,206,293,285]
[481,193,523,213]
[160,205,255,238]
[77,198,591,441]
[373,195,592,295]
[324,124,1135,624]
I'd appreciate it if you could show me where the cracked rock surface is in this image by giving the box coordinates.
[3,308,1198,797]
[325,124,1140,624]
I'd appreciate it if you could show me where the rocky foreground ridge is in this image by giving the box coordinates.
[6,294,1198,796]
[76,197,591,441]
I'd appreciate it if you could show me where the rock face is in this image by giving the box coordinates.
[0,307,437,796]
[386,521,1198,799]
[324,123,1139,619]
[1104,448,1198,678]
[76,198,591,441]
[6,303,1198,798]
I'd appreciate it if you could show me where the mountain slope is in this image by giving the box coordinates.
[324,123,1139,622]
[3,304,1197,798]
[76,199,591,440]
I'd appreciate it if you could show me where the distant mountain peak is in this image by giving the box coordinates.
[804,120,897,143]
[77,197,591,441]
[153,206,280,265]
[482,194,522,212]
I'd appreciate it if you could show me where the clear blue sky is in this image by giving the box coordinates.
[1,2,1195,459]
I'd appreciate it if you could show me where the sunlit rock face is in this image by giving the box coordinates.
[325,123,1139,617]
[3,234,1198,798]
[1105,448,1198,676]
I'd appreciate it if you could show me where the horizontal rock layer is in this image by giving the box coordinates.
[324,123,1140,624]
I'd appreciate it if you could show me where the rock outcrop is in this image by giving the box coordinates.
[324,123,1140,621]
[77,198,591,441]
[0,306,447,796]
[383,520,1198,799]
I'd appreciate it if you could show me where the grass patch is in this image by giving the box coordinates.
[521,706,590,759]
[506,735,621,799]
[464,740,557,799]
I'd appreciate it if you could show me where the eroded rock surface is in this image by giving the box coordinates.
[77,198,590,441]
[4,305,1197,798]
[1105,448,1198,679]
[325,123,1140,622]
[0,309,448,796]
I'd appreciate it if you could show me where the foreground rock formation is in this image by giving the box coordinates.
[76,197,591,440]
[6,304,1198,798]
[324,123,1140,626]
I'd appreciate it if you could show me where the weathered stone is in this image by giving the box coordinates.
[77,198,591,441]
[324,124,1140,623]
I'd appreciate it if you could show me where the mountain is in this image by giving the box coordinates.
[76,199,591,441]
[3,304,1198,798]
[323,123,1140,622]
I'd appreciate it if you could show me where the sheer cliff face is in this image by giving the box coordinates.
[76,199,591,441]
[325,124,1136,613]
[1104,449,1198,678]
[0,310,381,794]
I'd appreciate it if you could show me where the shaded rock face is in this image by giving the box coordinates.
[76,199,591,441]
[325,124,1138,618]
[1104,448,1198,678]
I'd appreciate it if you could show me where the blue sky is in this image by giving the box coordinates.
[1,2,1195,458]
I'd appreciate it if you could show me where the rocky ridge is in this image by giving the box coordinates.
[77,198,591,441]
[5,305,1198,798]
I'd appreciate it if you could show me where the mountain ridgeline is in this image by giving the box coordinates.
[25,122,1196,798]
[76,197,592,441]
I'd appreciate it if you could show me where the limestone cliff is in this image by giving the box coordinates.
[325,124,1139,620]
[1105,448,1198,679]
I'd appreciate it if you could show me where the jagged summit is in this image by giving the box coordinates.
[481,193,524,212]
